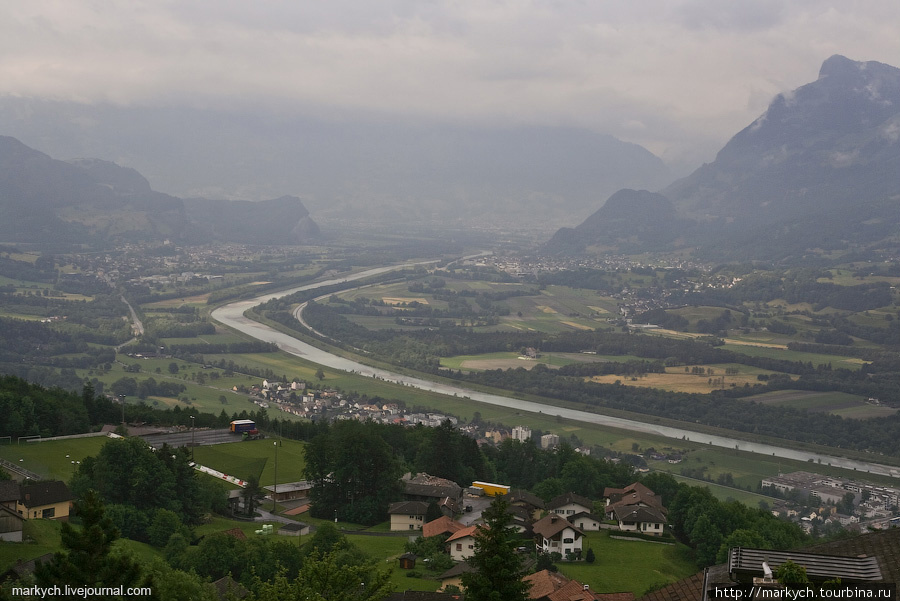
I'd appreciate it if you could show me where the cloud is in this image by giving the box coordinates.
[0,0,899,170]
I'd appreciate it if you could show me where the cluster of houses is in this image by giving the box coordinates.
[761,471,900,531]
[0,480,72,542]
[247,380,460,428]
[385,475,668,595]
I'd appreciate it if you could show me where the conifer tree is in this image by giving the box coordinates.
[461,496,530,601]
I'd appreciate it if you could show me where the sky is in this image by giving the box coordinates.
[2,1,899,172]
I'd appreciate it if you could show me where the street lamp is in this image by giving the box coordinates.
[273,440,278,511]
[190,415,195,460]
[118,395,126,426]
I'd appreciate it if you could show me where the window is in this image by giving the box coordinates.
[456,543,462,551]
[42,507,55,519]
[567,510,574,515]
[409,525,415,530]
[563,537,574,544]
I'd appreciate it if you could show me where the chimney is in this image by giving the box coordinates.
[583,584,590,590]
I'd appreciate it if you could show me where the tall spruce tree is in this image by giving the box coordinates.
[461,496,530,601]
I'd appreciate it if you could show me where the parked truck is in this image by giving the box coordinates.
[230,419,256,434]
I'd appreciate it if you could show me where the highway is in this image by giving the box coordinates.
[211,264,900,479]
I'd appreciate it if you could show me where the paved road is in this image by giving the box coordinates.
[143,428,241,449]
[211,266,900,479]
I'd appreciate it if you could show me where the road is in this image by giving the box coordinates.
[211,265,900,479]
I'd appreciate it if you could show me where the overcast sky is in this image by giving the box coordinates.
[2,1,899,171]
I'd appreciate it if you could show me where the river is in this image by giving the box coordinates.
[211,264,900,479]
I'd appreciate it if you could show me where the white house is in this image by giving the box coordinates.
[532,514,585,559]
[569,511,603,531]
[548,492,593,517]
[446,524,481,561]
[613,506,666,536]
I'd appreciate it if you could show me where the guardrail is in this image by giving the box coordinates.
[0,458,42,481]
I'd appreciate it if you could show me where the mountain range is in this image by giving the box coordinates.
[0,102,672,229]
[0,136,318,248]
[547,55,900,261]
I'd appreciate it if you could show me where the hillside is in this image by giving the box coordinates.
[0,136,319,247]
[548,55,900,260]
[0,102,672,228]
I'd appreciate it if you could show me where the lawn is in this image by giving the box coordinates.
[0,519,62,572]
[557,530,697,596]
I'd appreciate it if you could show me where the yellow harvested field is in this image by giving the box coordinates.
[722,338,788,349]
[562,321,593,330]
[382,297,429,305]
[461,358,555,370]
[537,305,557,313]
[586,370,786,394]
[654,328,705,339]
[588,306,610,314]
[248,281,273,286]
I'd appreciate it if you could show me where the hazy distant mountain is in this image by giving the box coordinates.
[549,55,900,260]
[184,196,320,244]
[664,55,900,224]
[0,101,671,229]
[545,189,693,254]
[0,136,318,247]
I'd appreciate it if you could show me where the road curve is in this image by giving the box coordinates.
[211,265,900,479]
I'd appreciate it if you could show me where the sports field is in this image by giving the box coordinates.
[192,438,308,486]
[0,435,110,481]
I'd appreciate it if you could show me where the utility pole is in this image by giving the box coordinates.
[190,415,195,461]
[273,440,278,512]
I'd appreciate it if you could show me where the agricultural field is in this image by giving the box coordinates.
[0,435,111,481]
[719,343,867,370]
[558,530,697,596]
[142,293,212,308]
[333,281,616,335]
[820,269,900,287]
[79,354,299,421]
[439,351,596,371]
[587,363,782,394]
[157,330,253,346]
[746,390,897,419]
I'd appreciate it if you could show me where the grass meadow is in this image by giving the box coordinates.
[558,530,697,596]
[192,439,308,487]
[0,435,110,481]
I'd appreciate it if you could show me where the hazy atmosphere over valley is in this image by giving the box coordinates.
[2,1,899,228]
[3,2,900,600]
